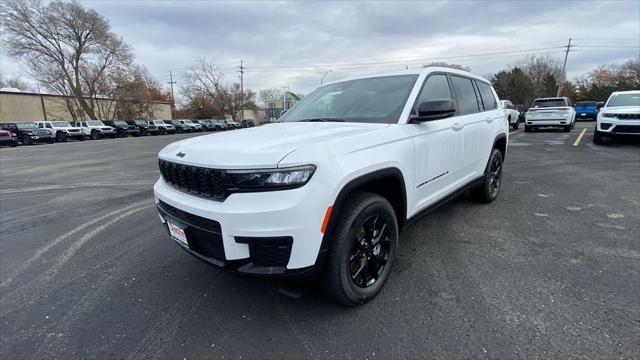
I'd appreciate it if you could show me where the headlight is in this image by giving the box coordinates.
[601,113,615,118]
[227,165,316,190]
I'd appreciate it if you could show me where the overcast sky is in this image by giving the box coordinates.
[1,0,639,98]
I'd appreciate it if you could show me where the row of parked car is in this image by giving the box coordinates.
[499,98,605,131]
[0,118,250,147]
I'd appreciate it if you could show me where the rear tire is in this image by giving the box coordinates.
[321,192,398,306]
[90,130,100,140]
[10,140,18,147]
[524,125,532,132]
[177,127,184,134]
[512,121,519,130]
[117,130,126,138]
[471,148,503,203]
[56,132,67,142]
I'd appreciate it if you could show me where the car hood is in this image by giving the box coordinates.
[602,106,640,114]
[159,122,388,168]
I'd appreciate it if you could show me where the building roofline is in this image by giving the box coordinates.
[0,90,171,105]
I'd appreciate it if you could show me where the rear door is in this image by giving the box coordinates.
[449,75,487,181]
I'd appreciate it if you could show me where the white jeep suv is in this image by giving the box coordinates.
[75,120,116,139]
[154,68,508,305]
[36,121,85,142]
[524,97,576,132]
[593,90,640,144]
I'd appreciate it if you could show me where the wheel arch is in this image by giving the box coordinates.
[493,133,507,161]
[315,167,407,267]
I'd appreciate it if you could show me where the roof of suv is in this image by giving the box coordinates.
[323,67,491,86]
[610,90,640,95]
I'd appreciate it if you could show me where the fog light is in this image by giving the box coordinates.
[600,123,612,130]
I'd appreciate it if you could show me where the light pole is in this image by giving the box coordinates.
[320,70,332,85]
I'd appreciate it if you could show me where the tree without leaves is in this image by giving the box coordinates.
[4,0,133,119]
[0,73,34,91]
[259,88,284,107]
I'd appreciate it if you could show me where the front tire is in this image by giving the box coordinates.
[90,130,100,140]
[322,192,398,306]
[512,120,519,130]
[524,125,532,132]
[22,134,33,145]
[563,125,571,132]
[56,132,67,142]
[471,148,503,203]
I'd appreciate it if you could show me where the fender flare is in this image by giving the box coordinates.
[314,167,407,267]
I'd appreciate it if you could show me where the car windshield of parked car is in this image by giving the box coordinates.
[183,120,193,124]
[17,122,37,129]
[531,99,567,108]
[606,93,640,107]
[280,75,418,124]
[86,120,104,126]
[52,121,70,127]
[114,121,128,126]
[575,101,596,107]
[134,120,147,126]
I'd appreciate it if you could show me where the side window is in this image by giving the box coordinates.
[413,74,453,113]
[451,76,480,115]
[46,123,52,129]
[476,81,498,110]
[38,123,43,128]
[81,122,87,127]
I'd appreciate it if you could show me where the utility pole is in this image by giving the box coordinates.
[557,38,572,97]
[167,71,176,112]
[281,86,287,114]
[239,60,245,121]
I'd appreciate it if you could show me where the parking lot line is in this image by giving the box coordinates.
[573,128,587,146]
[509,129,523,135]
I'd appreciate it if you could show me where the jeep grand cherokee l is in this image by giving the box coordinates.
[593,90,640,144]
[525,97,576,132]
[154,68,508,305]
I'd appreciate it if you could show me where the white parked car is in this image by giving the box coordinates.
[36,121,84,142]
[593,90,640,144]
[74,120,116,139]
[149,120,176,134]
[500,100,521,130]
[181,119,203,132]
[524,97,576,132]
[154,68,508,305]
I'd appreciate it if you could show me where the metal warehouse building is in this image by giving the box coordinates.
[0,90,172,123]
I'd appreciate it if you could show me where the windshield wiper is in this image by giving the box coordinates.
[296,117,345,122]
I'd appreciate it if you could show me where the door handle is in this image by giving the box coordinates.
[452,123,464,131]
[486,116,494,123]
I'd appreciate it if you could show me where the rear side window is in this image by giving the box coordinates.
[476,82,498,110]
[451,76,480,115]
[413,74,453,114]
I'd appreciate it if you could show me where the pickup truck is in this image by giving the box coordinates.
[154,68,508,305]
[500,100,521,129]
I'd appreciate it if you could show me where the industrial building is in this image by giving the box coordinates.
[0,90,172,123]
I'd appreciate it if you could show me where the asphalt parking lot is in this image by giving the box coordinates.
[1,122,638,359]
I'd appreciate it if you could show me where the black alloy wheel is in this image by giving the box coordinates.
[22,134,33,145]
[488,154,502,199]
[91,130,100,140]
[349,214,392,288]
[471,148,503,203]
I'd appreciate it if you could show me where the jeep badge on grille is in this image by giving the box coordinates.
[176,152,185,158]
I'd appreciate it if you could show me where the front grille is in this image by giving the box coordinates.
[613,125,640,134]
[159,159,228,201]
[614,113,640,120]
[157,201,225,261]
[36,130,49,136]
[157,200,221,233]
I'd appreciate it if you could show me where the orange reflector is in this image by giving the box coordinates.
[321,205,333,233]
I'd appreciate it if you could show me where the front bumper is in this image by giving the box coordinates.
[66,131,84,138]
[597,118,640,135]
[153,177,333,276]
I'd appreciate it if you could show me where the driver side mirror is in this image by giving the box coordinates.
[410,99,456,122]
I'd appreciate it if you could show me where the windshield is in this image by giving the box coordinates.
[575,102,596,107]
[52,121,70,127]
[134,120,147,125]
[86,121,104,126]
[606,93,640,107]
[17,122,37,129]
[114,121,128,126]
[531,99,567,108]
[280,75,418,124]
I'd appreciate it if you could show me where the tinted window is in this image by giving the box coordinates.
[532,99,567,108]
[451,76,480,115]
[477,82,498,110]
[413,74,453,114]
